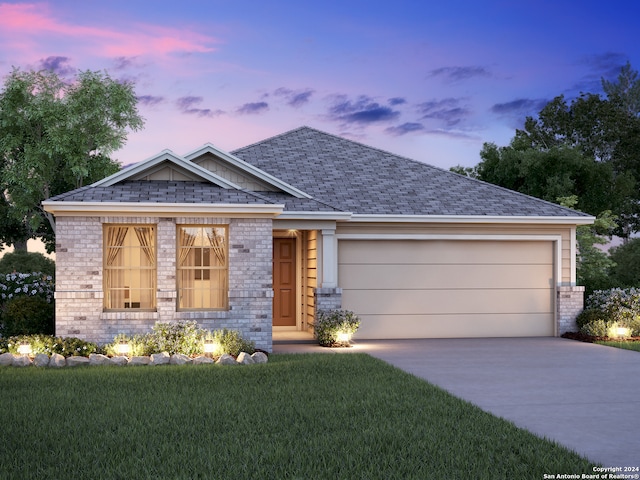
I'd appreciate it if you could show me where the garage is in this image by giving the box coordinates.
[338,239,555,339]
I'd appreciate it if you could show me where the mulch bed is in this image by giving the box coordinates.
[561,331,640,343]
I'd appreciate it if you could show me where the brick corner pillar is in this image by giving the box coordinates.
[557,285,586,335]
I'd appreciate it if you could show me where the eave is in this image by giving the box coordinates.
[42,201,285,218]
[348,214,596,225]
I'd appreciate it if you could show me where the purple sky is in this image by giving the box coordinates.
[0,0,637,169]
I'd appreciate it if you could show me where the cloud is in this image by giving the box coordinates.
[273,87,314,107]
[176,96,223,117]
[388,97,407,106]
[417,98,470,126]
[0,3,218,58]
[491,98,548,116]
[570,52,628,94]
[38,56,75,76]
[237,101,269,115]
[327,95,401,125]
[385,122,425,136]
[429,66,491,82]
[138,95,165,107]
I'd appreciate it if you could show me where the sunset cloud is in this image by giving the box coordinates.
[0,3,218,59]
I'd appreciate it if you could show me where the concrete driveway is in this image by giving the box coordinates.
[274,337,640,468]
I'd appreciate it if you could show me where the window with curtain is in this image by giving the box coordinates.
[177,225,228,310]
[103,225,156,310]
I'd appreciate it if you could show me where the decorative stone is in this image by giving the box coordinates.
[0,352,14,366]
[216,353,238,365]
[251,352,268,364]
[150,352,171,365]
[237,352,255,365]
[89,353,111,366]
[170,353,192,365]
[12,355,32,367]
[192,355,215,365]
[109,356,128,366]
[128,356,151,366]
[34,354,50,367]
[49,353,66,368]
[66,356,90,367]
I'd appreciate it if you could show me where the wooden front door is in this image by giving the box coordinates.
[273,238,297,327]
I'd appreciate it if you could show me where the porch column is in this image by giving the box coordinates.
[320,228,338,288]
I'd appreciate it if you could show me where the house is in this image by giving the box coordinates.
[42,126,594,352]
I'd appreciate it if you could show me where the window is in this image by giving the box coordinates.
[104,225,156,310]
[177,226,228,310]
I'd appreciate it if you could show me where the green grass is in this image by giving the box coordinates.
[595,340,640,352]
[1,354,595,479]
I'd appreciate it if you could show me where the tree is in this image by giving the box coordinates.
[0,68,144,251]
[609,238,640,287]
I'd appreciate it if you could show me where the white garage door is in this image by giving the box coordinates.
[338,240,555,338]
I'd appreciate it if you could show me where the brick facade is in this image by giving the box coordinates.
[54,216,273,352]
[557,285,585,335]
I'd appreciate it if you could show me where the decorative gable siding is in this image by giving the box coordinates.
[193,152,279,191]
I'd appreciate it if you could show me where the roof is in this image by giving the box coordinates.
[232,126,590,218]
[46,126,593,221]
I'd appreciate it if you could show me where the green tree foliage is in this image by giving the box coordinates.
[0,68,144,251]
[609,238,640,287]
[0,251,55,277]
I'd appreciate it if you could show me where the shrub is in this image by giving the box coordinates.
[0,251,55,277]
[0,295,54,336]
[103,324,255,358]
[0,334,99,357]
[0,272,55,304]
[208,328,255,357]
[579,288,640,337]
[314,309,361,347]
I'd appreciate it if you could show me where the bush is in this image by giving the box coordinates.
[314,309,361,347]
[578,288,640,337]
[0,295,54,336]
[0,251,55,277]
[103,323,255,358]
[0,334,99,357]
[208,328,255,357]
[0,272,55,304]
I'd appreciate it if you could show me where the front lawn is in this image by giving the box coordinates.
[594,340,640,352]
[1,354,595,479]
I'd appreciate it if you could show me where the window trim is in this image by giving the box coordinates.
[176,224,229,311]
[103,224,157,312]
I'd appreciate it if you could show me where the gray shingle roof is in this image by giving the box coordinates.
[232,126,590,217]
[49,126,590,218]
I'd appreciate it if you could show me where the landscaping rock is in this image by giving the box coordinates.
[128,356,151,366]
[237,352,255,365]
[89,353,111,366]
[66,356,90,367]
[150,352,170,365]
[192,355,215,365]
[12,355,32,367]
[109,356,128,366]
[49,353,66,368]
[0,352,14,366]
[216,353,237,365]
[34,354,50,367]
[170,353,192,365]
[251,352,268,364]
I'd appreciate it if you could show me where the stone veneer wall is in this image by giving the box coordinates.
[55,216,273,352]
[314,288,343,315]
[557,285,585,335]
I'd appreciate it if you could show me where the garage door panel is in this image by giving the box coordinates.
[339,240,553,265]
[340,264,553,290]
[338,239,555,338]
[342,289,553,315]
[353,313,554,339]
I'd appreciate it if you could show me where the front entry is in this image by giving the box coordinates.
[273,237,297,327]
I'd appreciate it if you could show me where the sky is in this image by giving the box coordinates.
[0,0,638,170]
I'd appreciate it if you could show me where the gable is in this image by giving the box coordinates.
[127,160,210,182]
[191,152,279,191]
